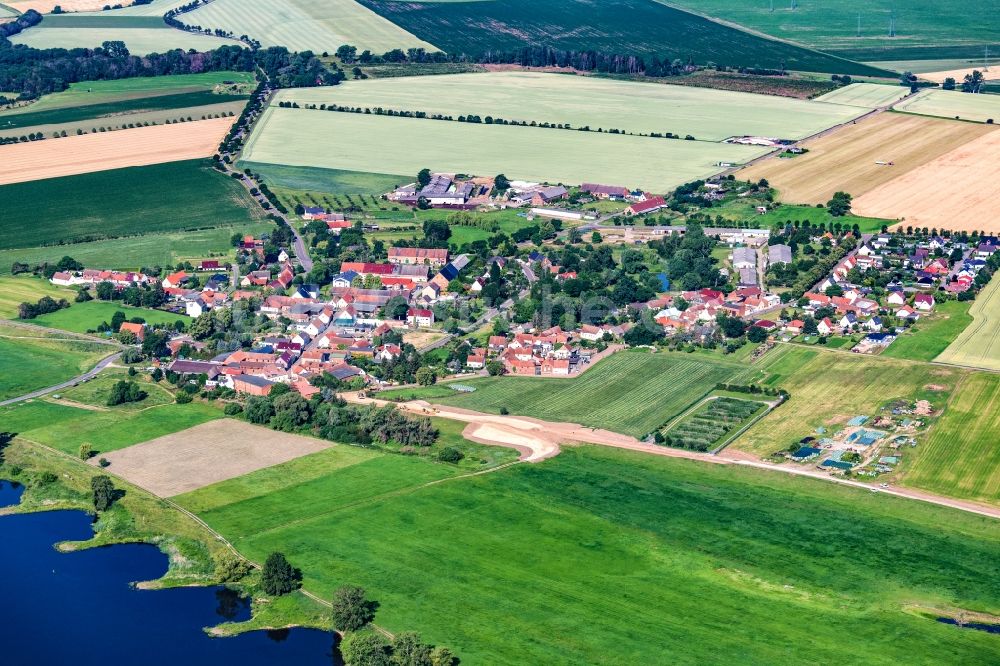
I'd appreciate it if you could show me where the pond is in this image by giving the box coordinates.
[0,481,338,665]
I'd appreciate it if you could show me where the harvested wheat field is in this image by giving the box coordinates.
[853,128,1000,232]
[919,66,1000,84]
[94,418,331,497]
[7,0,111,11]
[740,112,992,205]
[0,117,232,185]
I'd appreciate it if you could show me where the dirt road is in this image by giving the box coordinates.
[348,393,1000,520]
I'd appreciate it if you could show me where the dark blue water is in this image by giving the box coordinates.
[0,479,24,507]
[0,487,337,665]
[937,617,1000,634]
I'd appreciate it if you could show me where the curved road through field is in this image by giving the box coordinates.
[0,351,121,407]
[347,392,1000,520]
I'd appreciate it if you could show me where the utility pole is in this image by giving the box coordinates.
[888,9,896,38]
[769,0,773,13]
[857,12,861,38]
[790,0,797,9]
[986,45,991,72]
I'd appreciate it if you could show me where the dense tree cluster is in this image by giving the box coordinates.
[649,222,724,291]
[17,295,69,319]
[106,380,148,406]
[0,34,340,99]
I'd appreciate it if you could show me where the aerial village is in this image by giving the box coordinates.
[43,171,1000,478]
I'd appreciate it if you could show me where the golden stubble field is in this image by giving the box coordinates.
[853,128,1000,232]
[0,116,232,184]
[739,112,993,205]
[7,0,110,11]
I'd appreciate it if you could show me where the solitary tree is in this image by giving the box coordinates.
[261,552,300,596]
[91,475,116,512]
[391,632,433,666]
[415,367,436,386]
[331,585,376,632]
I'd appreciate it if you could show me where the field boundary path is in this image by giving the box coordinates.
[0,350,121,407]
[730,89,921,175]
[346,392,1000,519]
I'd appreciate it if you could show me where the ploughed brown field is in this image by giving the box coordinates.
[853,128,1000,233]
[739,112,993,205]
[93,419,331,497]
[0,117,233,184]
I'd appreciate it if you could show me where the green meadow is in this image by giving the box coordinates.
[0,328,111,401]
[1,398,222,457]
[32,301,188,334]
[178,444,1000,664]
[0,160,265,250]
[0,276,76,318]
[882,300,973,362]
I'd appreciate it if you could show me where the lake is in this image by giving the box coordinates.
[0,480,338,665]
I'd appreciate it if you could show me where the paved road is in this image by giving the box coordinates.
[0,351,121,407]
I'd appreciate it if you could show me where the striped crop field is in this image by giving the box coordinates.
[936,277,1000,371]
[811,82,909,109]
[274,72,867,143]
[431,350,743,437]
[894,88,1000,123]
[179,0,434,53]
[242,106,770,192]
[902,372,1000,504]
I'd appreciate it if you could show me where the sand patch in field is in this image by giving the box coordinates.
[0,116,232,184]
[94,418,331,496]
[853,128,1000,232]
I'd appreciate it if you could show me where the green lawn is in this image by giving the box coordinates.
[0,275,77,318]
[31,301,188,334]
[736,344,964,455]
[882,300,973,362]
[0,330,111,401]
[0,222,271,276]
[0,71,254,117]
[179,444,1000,664]
[1,398,223,457]
[0,160,265,250]
[902,372,1000,504]
[429,350,747,437]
